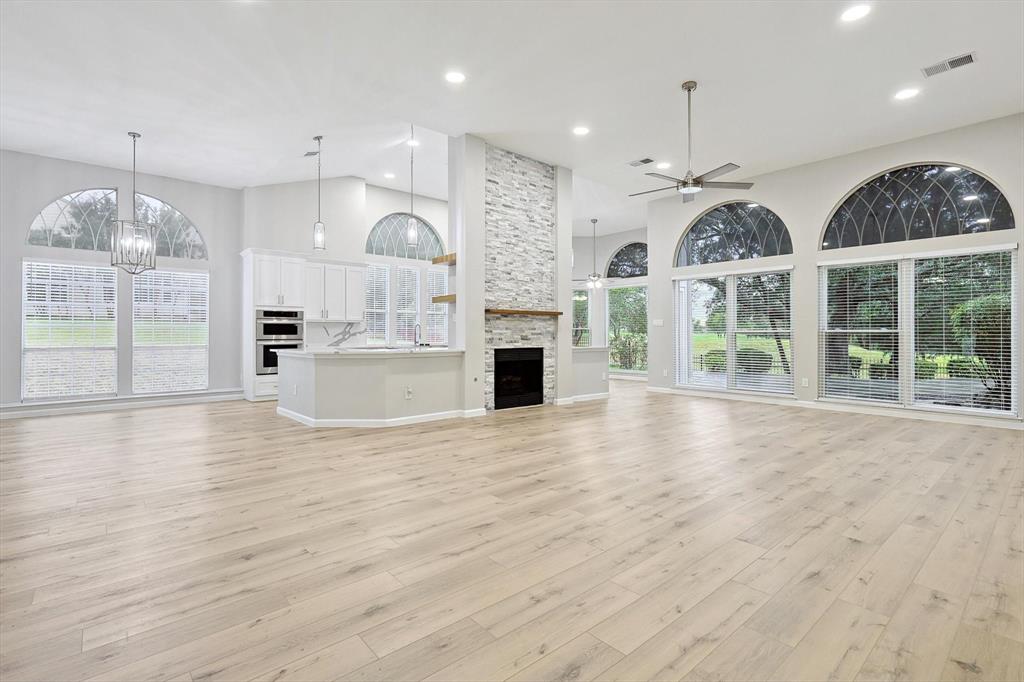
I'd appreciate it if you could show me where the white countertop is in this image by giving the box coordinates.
[276,347,464,358]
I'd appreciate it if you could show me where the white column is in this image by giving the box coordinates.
[449,134,487,414]
[554,166,574,403]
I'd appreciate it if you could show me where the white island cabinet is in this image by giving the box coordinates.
[275,348,467,427]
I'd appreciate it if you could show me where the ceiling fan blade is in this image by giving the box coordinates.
[645,172,686,183]
[695,162,740,182]
[702,181,754,190]
[622,184,679,195]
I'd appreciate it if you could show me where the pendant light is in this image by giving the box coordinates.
[406,124,419,249]
[111,132,157,275]
[586,218,603,289]
[312,135,326,250]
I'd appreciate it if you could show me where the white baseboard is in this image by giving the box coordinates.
[0,389,245,420]
[646,385,1023,431]
[555,392,610,406]
[462,408,487,418]
[276,406,479,428]
[609,374,648,382]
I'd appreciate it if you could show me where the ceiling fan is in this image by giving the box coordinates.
[630,80,753,202]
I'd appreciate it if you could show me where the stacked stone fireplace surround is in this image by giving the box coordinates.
[483,145,558,410]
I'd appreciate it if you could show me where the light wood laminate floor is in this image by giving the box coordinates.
[1,382,1021,682]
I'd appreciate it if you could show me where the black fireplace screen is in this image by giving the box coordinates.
[494,347,543,409]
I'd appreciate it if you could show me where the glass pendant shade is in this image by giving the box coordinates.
[312,136,326,250]
[111,132,157,275]
[406,215,419,247]
[111,219,156,275]
[313,221,325,249]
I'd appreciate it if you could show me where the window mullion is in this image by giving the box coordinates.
[899,259,914,407]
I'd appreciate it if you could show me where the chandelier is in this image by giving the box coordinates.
[110,132,157,275]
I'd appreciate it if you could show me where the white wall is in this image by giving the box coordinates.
[0,149,244,406]
[242,178,447,262]
[644,113,1024,422]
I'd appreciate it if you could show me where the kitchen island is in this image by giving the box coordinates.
[275,347,470,427]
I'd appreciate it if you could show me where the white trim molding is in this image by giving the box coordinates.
[277,405,483,428]
[648,385,1023,430]
[0,388,244,420]
[555,392,610,406]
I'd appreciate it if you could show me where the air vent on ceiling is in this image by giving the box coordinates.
[922,52,976,78]
[303,151,320,157]
[628,157,654,167]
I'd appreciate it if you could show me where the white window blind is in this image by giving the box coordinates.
[912,251,1014,413]
[426,268,448,346]
[132,270,209,394]
[395,266,419,345]
[734,272,793,393]
[572,289,591,347]
[819,261,902,404]
[365,263,389,345]
[677,272,793,394]
[22,262,117,400]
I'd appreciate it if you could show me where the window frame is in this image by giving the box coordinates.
[816,242,1019,418]
[674,267,794,395]
[572,287,592,348]
[131,267,210,395]
[675,201,793,267]
[363,253,449,347]
[21,258,119,402]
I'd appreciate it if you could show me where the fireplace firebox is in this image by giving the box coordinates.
[494,347,543,409]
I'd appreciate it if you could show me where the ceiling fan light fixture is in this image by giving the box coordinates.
[678,185,702,195]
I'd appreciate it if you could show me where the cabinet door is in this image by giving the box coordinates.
[344,267,366,321]
[323,265,346,320]
[254,255,281,306]
[280,259,305,307]
[303,264,324,319]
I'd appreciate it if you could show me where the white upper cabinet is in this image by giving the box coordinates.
[303,264,324,319]
[299,262,366,321]
[323,265,347,321]
[280,259,305,307]
[254,255,281,306]
[254,255,305,307]
[345,267,366,321]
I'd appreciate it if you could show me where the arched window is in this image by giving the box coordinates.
[676,202,792,266]
[134,193,208,259]
[27,188,118,251]
[822,164,1014,250]
[606,242,648,278]
[26,189,208,260]
[365,212,444,260]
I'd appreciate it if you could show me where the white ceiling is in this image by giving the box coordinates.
[2,1,1022,233]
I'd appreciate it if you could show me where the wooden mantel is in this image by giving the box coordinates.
[485,308,563,317]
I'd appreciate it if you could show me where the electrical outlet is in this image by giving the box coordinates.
[292,384,297,396]
[663,369,668,377]
[602,372,607,380]
[405,386,413,400]
[652,319,664,327]
[801,378,809,387]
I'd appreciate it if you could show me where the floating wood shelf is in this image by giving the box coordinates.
[432,294,457,304]
[431,253,457,266]
[485,308,563,317]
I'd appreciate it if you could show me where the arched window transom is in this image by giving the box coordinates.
[822,164,1014,250]
[606,242,648,278]
[677,203,792,266]
[366,212,443,260]
[27,189,208,260]
[134,193,208,260]
[28,189,118,251]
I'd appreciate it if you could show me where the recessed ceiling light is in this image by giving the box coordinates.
[747,203,759,207]
[962,194,979,201]
[893,87,920,100]
[406,138,420,147]
[445,71,466,84]
[656,162,671,170]
[573,126,590,136]
[840,5,871,22]
[945,166,961,172]
[384,172,395,179]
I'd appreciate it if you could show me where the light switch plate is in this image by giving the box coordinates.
[652,319,665,327]
[801,378,809,387]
